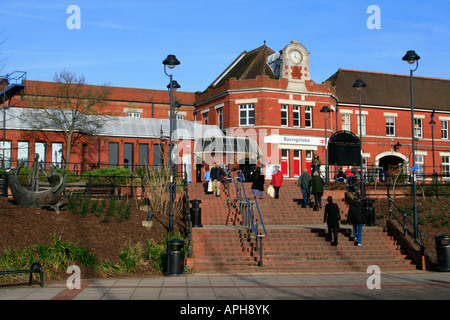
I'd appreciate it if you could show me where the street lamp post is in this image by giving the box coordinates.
[353,79,366,198]
[320,105,331,183]
[402,50,420,239]
[163,54,180,233]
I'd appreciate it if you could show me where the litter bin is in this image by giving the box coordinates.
[191,199,202,228]
[435,234,450,272]
[166,239,185,276]
[362,198,376,226]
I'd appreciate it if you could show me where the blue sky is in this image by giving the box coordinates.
[1,0,449,93]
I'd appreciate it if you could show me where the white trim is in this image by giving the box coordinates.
[439,116,450,121]
[439,152,450,157]
[200,108,209,115]
[278,98,315,106]
[214,103,224,110]
[414,115,425,119]
[415,150,428,156]
[278,144,318,150]
[340,109,353,114]
[384,112,398,117]
[235,98,258,104]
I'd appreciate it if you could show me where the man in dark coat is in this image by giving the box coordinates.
[311,171,324,211]
[348,196,366,246]
[323,196,341,246]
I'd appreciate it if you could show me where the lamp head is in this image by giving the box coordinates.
[163,54,180,69]
[402,50,420,65]
[352,79,366,91]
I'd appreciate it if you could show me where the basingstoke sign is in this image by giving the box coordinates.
[264,135,326,146]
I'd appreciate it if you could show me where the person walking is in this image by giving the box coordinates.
[311,171,324,211]
[203,166,211,193]
[270,165,283,199]
[210,162,221,197]
[298,169,311,208]
[323,196,341,246]
[348,195,366,246]
[250,166,265,199]
[311,153,322,176]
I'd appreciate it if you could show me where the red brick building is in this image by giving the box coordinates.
[1,40,449,182]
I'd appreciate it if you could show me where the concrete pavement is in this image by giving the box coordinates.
[1,270,449,301]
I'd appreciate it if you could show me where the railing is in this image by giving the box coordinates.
[388,197,424,255]
[183,164,192,258]
[233,177,267,266]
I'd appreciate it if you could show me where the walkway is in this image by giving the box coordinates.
[1,271,449,302]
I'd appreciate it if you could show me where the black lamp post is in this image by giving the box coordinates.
[402,49,420,238]
[353,79,366,198]
[163,54,180,233]
[320,105,331,183]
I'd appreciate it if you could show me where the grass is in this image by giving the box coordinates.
[0,232,188,283]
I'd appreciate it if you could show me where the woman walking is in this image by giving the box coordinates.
[250,166,265,199]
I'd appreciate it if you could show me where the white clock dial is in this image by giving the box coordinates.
[289,50,302,64]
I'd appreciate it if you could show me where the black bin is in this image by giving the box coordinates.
[191,199,202,228]
[362,198,376,226]
[435,234,450,272]
[166,239,185,276]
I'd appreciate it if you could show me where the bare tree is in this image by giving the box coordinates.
[23,70,113,167]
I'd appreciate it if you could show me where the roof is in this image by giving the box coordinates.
[326,69,450,111]
[23,80,196,106]
[5,107,223,140]
[210,44,277,88]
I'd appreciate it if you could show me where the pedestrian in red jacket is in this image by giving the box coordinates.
[271,165,283,199]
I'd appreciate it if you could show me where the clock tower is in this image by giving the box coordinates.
[280,40,311,89]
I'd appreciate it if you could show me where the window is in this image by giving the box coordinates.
[217,108,223,129]
[0,141,11,169]
[293,106,300,127]
[357,114,366,135]
[203,112,209,125]
[124,143,134,170]
[281,104,288,126]
[443,156,450,178]
[18,141,29,167]
[126,112,141,118]
[176,114,184,120]
[51,142,63,168]
[342,113,351,131]
[108,142,119,168]
[386,116,395,136]
[442,120,448,140]
[415,154,424,180]
[305,106,312,128]
[239,104,255,126]
[414,118,422,138]
[138,144,149,166]
[34,142,46,167]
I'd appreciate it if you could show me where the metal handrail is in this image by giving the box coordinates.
[183,164,192,258]
[233,177,267,266]
[388,197,424,255]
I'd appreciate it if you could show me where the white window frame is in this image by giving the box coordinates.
[441,120,448,140]
[217,107,223,129]
[281,104,288,126]
[293,105,300,127]
[342,113,351,131]
[305,106,312,128]
[414,118,423,138]
[239,104,255,126]
[386,116,395,136]
[203,112,209,125]
[357,114,366,135]
[126,112,141,118]
[443,156,450,178]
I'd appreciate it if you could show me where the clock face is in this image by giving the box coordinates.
[289,50,302,64]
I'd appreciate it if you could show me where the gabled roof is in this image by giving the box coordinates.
[210,44,277,88]
[327,69,450,111]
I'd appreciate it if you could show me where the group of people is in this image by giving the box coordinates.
[323,195,367,247]
[202,162,229,197]
[298,169,324,211]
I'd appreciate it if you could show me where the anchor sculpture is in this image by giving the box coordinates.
[7,154,67,213]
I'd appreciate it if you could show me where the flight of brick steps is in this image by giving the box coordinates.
[187,179,417,273]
